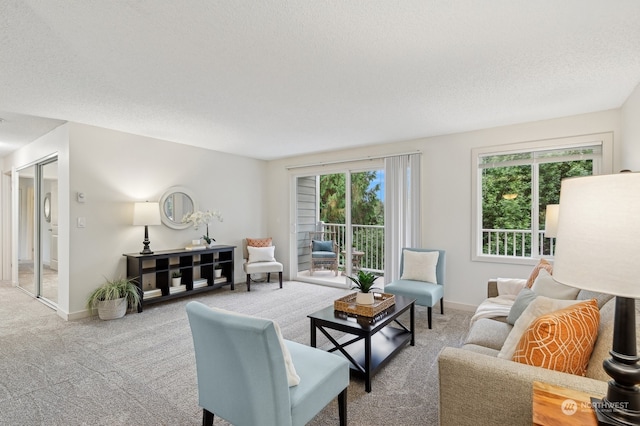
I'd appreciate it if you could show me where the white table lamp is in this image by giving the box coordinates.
[544,204,559,238]
[553,173,640,425]
[133,201,161,255]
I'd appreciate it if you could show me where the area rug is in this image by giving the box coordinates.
[0,280,471,425]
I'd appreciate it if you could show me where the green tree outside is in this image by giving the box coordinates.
[481,156,593,256]
[319,171,384,271]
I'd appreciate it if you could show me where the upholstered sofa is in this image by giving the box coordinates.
[438,271,640,426]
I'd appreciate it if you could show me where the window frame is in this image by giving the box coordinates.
[471,132,613,265]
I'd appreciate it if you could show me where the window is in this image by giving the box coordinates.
[471,133,613,264]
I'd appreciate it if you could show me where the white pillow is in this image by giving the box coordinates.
[211,307,300,387]
[247,246,276,263]
[497,295,582,360]
[496,278,527,296]
[531,269,580,300]
[401,250,439,283]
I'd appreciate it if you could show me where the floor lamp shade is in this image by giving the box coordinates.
[133,202,161,254]
[553,173,640,426]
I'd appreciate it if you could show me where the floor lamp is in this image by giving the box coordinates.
[133,202,161,255]
[553,173,640,425]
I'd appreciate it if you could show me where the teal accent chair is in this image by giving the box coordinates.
[384,248,446,329]
[186,301,349,426]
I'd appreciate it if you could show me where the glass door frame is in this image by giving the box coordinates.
[13,153,58,308]
[290,159,383,287]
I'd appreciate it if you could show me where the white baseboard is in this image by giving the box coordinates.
[443,300,477,313]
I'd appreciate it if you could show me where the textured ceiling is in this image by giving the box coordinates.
[1,0,639,160]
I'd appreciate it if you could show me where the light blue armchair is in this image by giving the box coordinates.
[384,248,446,329]
[186,301,349,426]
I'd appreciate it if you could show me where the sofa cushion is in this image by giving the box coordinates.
[312,240,333,252]
[531,269,580,300]
[576,289,615,309]
[585,298,640,381]
[460,344,501,357]
[401,250,439,283]
[507,288,537,325]
[464,318,513,351]
[525,259,553,288]
[498,296,581,360]
[512,299,599,376]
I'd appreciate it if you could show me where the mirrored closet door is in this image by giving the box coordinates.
[17,156,58,307]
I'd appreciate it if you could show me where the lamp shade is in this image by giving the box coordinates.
[553,173,640,298]
[133,202,161,226]
[544,204,559,238]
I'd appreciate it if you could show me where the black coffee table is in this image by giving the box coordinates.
[308,295,415,392]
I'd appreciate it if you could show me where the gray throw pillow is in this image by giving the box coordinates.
[576,289,615,309]
[507,288,537,325]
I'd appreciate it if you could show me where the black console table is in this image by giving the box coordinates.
[123,245,235,312]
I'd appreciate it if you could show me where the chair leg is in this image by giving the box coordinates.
[278,271,283,288]
[203,409,214,426]
[338,387,347,426]
[267,272,271,282]
[440,298,444,314]
[428,306,432,329]
[246,274,251,292]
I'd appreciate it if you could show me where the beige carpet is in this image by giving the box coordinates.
[0,280,471,425]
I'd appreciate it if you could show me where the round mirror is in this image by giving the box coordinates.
[44,193,51,223]
[159,186,197,229]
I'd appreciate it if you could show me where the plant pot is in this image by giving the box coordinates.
[172,277,182,287]
[214,269,222,278]
[356,292,375,305]
[96,297,127,320]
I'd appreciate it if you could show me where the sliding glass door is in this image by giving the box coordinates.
[16,156,58,307]
[294,166,384,286]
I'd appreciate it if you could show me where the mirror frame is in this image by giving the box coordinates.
[43,192,51,223]
[159,186,197,229]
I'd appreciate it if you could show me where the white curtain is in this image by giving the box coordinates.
[384,154,421,283]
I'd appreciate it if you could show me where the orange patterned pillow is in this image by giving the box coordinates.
[246,237,272,247]
[525,259,553,288]
[512,299,599,376]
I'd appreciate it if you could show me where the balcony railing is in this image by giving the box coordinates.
[322,223,385,274]
[482,228,556,258]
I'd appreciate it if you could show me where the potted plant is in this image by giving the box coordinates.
[214,265,223,278]
[182,209,223,247]
[86,277,141,320]
[347,270,380,305]
[172,271,182,287]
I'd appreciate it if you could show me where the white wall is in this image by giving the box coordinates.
[621,81,640,171]
[2,123,268,319]
[267,109,623,310]
[65,123,268,317]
